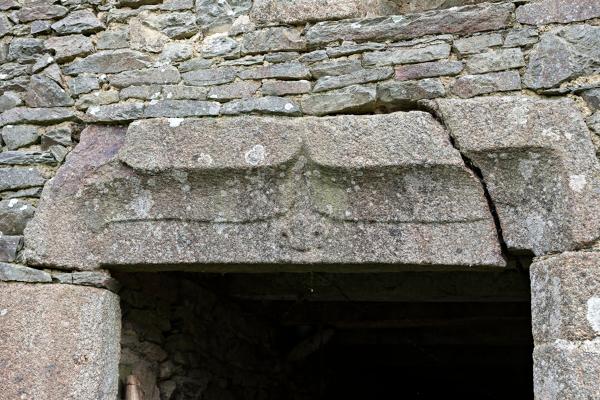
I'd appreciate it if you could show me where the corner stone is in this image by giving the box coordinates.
[0,283,120,400]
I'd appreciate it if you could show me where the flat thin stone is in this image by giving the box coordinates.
[313,67,393,92]
[238,62,310,80]
[363,43,450,67]
[0,167,45,191]
[466,48,525,74]
[301,85,376,116]
[241,27,306,55]
[181,67,237,86]
[305,2,514,45]
[453,33,503,55]
[0,263,51,282]
[451,71,521,98]
[64,50,152,75]
[0,235,20,262]
[377,79,445,108]
[0,107,76,127]
[250,0,362,25]
[395,60,464,81]
[221,96,301,116]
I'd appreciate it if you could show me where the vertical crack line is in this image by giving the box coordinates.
[422,103,510,258]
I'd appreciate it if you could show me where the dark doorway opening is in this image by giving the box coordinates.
[115,268,533,400]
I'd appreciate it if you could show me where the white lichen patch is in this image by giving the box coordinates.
[245,144,266,166]
[196,153,214,166]
[587,297,600,334]
[569,174,587,192]
[168,118,184,127]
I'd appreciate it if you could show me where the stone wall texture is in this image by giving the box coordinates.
[0,0,599,398]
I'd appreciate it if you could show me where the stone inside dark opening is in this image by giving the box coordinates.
[114,268,533,400]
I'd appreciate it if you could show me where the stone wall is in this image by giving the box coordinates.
[0,0,599,399]
[0,0,599,267]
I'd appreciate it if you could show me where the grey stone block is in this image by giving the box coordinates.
[377,79,445,108]
[241,27,306,55]
[531,252,600,343]
[362,43,451,67]
[0,199,35,235]
[51,9,105,35]
[251,0,362,25]
[301,85,377,116]
[517,0,600,25]
[453,33,503,55]
[451,70,521,98]
[437,97,600,255]
[0,262,50,282]
[0,167,45,192]
[313,67,393,92]
[466,48,525,74]
[524,25,600,90]
[0,235,21,262]
[0,283,120,399]
[238,62,310,80]
[221,96,301,115]
[24,115,504,270]
[305,2,513,45]
[534,339,600,400]
[64,50,152,75]
[395,60,464,81]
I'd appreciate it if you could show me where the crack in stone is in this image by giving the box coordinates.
[422,103,510,262]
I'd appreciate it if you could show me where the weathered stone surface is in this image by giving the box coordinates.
[200,33,239,58]
[0,235,20,262]
[41,123,74,149]
[451,70,521,98]
[587,112,600,136]
[64,50,152,75]
[207,80,261,101]
[143,100,221,118]
[517,0,600,25]
[453,33,503,55]
[0,199,35,235]
[0,13,11,38]
[51,9,105,35]
[390,0,493,14]
[437,97,600,255]
[76,90,120,111]
[326,41,386,58]
[139,11,198,39]
[17,4,68,22]
[25,115,503,270]
[86,102,145,122]
[581,88,600,111]
[395,60,463,81]
[160,42,194,62]
[128,18,169,53]
[531,252,600,343]
[0,151,55,166]
[109,67,181,88]
[52,271,121,292]
[306,2,514,45]
[265,51,300,64]
[179,57,214,73]
[313,67,393,92]
[302,85,376,116]
[25,74,74,108]
[196,0,253,31]
[1,125,38,150]
[181,68,236,88]
[8,38,45,63]
[0,263,50,282]
[0,91,22,113]
[504,28,539,47]
[262,80,312,96]
[251,0,362,25]
[161,85,210,100]
[96,28,129,50]
[68,75,99,96]
[298,50,328,64]
[524,25,600,90]
[534,339,600,400]
[466,48,525,74]
[310,59,363,79]
[0,283,120,399]
[30,20,51,35]
[45,34,94,63]
[0,107,76,127]
[362,43,451,67]
[378,79,445,108]
[221,96,301,115]
[0,167,45,192]
[238,62,310,80]
[241,27,306,55]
